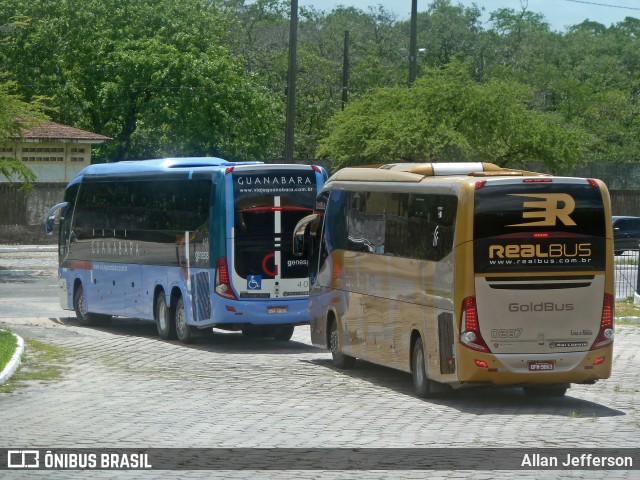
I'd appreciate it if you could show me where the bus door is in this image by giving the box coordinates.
[230,168,318,301]
[470,178,610,360]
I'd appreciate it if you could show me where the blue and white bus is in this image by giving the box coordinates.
[45,157,327,343]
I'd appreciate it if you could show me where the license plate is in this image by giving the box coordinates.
[268,306,288,314]
[528,360,555,371]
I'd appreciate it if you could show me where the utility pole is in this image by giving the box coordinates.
[284,0,298,161]
[342,30,349,110]
[408,0,418,86]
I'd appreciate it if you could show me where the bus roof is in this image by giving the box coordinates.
[327,162,550,184]
[67,157,263,185]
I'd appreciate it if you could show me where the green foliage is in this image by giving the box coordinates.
[317,62,585,171]
[1,0,640,166]
[0,0,281,162]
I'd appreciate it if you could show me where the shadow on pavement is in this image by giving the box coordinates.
[306,358,626,418]
[50,315,324,355]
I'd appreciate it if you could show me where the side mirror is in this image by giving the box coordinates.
[292,214,318,257]
[44,202,69,236]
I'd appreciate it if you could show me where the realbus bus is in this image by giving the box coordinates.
[293,162,614,397]
[45,157,327,343]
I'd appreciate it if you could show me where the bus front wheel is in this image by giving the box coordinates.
[412,338,436,398]
[73,285,110,326]
[155,293,176,340]
[174,297,194,344]
[329,320,355,369]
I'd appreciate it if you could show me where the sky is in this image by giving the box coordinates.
[296,0,640,32]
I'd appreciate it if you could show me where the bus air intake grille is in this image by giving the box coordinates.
[438,312,456,375]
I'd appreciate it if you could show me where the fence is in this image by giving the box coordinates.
[615,250,640,300]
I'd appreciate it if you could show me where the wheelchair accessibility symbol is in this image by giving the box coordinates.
[247,275,262,290]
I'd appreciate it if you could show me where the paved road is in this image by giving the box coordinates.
[0,248,639,479]
[0,247,61,318]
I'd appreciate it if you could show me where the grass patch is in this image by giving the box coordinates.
[615,298,640,319]
[0,329,18,373]
[0,338,70,394]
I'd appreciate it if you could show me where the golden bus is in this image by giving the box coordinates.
[293,162,614,397]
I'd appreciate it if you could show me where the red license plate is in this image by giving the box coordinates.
[528,360,555,371]
[268,306,288,314]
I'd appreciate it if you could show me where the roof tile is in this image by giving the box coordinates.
[17,121,111,142]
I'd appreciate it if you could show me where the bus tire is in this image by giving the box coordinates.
[412,337,435,398]
[273,326,294,341]
[74,284,111,326]
[523,384,569,397]
[329,319,355,369]
[155,293,176,340]
[174,296,194,344]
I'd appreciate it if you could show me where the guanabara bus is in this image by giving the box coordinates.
[293,162,614,397]
[45,157,327,343]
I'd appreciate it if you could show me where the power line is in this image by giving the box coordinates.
[564,0,640,12]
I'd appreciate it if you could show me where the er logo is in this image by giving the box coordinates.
[507,193,576,227]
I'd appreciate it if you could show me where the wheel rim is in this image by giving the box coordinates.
[330,324,339,353]
[175,301,186,337]
[158,300,167,331]
[78,290,87,318]
[414,346,425,389]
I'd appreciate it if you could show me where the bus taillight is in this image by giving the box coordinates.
[591,293,614,350]
[215,256,237,300]
[460,296,489,352]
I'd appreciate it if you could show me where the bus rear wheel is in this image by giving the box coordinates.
[273,326,294,341]
[329,320,355,369]
[523,384,569,397]
[155,293,176,340]
[412,338,436,398]
[73,285,111,326]
[174,297,194,344]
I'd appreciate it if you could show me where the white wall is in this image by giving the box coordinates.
[0,141,93,183]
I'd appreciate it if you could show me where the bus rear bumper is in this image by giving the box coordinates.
[455,344,613,385]
[201,297,310,329]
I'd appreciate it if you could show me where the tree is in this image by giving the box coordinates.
[417,0,483,69]
[0,0,281,162]
[317,62,585,172]
[0,16,47,185]
[0,81,48,185]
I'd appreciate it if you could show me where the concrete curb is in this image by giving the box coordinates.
[0,330,25,385]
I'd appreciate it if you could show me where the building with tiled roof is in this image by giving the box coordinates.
[0,120,111,183]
